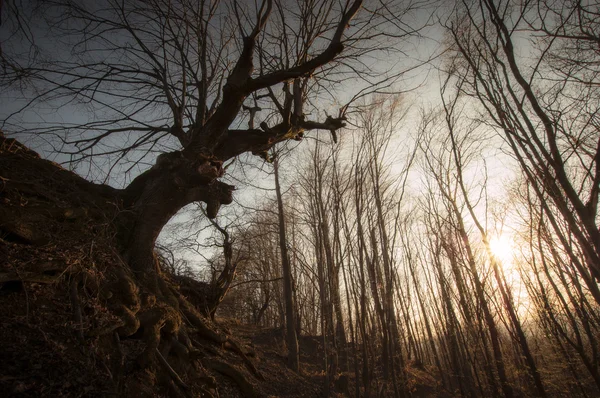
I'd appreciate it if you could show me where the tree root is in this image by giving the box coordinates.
[224,338,264,381]
[178,296,226,344]
[155,348,193,398]
[204,359,262,398]
[169,336,190,363]
[73,264,266,398]
[116,306,141,338]
[137,304,181,367]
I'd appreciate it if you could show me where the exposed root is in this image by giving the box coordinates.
[155,348,193,398]
[170,336,190,363]
[100,268,142,338]
[178,296,226,344]
[205,359,262,398]
[137,304,181,366]
[115,306,141,338]
[3,256,267,397]
[81,264,267,397]
[225,338,264,381]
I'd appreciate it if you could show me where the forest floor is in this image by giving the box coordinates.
[0,133,441,397]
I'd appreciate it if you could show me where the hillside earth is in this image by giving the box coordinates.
[0,133,322,397]
[0,134,440,397]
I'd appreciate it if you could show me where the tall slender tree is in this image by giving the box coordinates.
[273,153,299,371]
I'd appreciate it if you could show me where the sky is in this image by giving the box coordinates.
[0,0,521,274]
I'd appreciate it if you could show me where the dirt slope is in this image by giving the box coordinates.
[0,134,330,397]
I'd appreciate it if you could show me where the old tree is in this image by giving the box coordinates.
[0,0,418,393]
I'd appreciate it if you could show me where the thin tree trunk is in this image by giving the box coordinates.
[273,156,300,372]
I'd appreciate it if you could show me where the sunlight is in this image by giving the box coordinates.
[487,233,532,319]
[488,234,514,266]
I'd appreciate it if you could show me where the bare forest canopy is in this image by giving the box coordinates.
[1,0,600,397]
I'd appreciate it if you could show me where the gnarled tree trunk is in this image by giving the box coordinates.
[118,154,233,281]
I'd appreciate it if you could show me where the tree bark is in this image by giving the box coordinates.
[119,154,233,282]
[273,156,300,372]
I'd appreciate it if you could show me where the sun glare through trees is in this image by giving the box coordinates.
[488,234,513,267]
